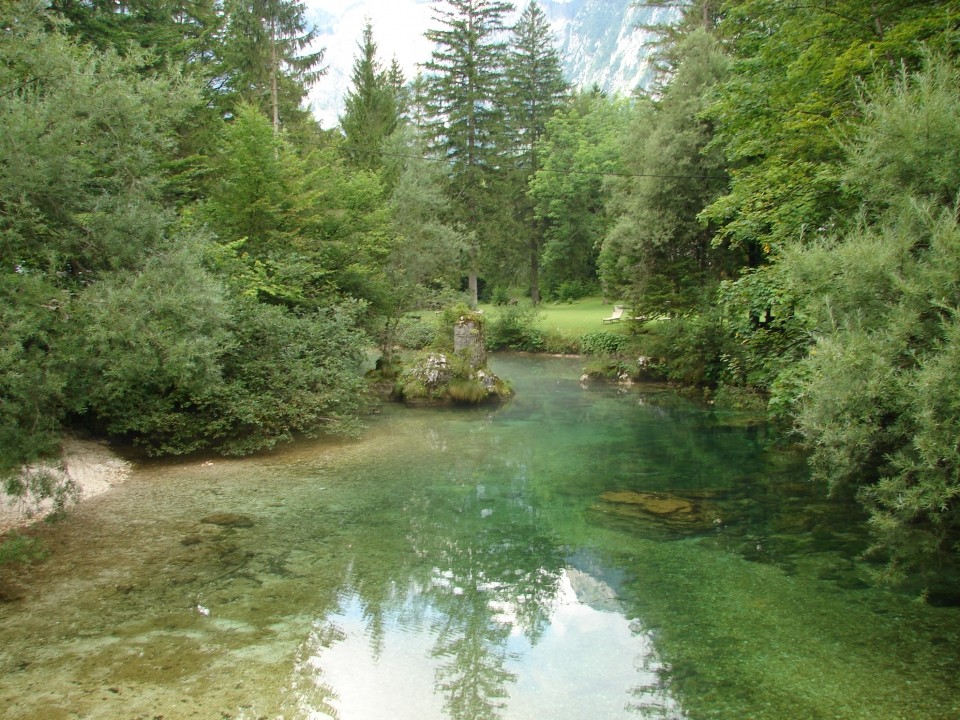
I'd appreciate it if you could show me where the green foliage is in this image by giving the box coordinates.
[650,304,731,386]
[0,3,200,279]
[0,272,72,474]
[785,200,960,577]
[341,21,401,171]
[0,532,48,567]
[844,54,960,214]
[599,29,732,316]
[549,279,595,303]
[502,1,569,302]
[0,3,372,473]
[376,125,466,358]
[717,265,810,391]
[578,331,628,356]
[219,0,324,130]
[396,315,438,351]
[211,299,369,454]
[50,0,222,72]
[486,305,545,351]
[199,106,394,310]
[702,0,959,255]
[529,91,630,291]
[777,56,960,578]
[423,0,514,306]
[66,243,234,453]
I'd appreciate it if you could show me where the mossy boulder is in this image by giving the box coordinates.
[394,353,512,406]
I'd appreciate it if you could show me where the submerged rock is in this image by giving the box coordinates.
[200,513,254,528]
[593,490,718,534]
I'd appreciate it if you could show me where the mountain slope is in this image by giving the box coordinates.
[540,0,681,95]
[305,0,681,127]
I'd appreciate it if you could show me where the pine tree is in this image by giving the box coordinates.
[504,2,566,163]
[503,1,567,302]
[50,0,222,71]
[423,0,515,307]
[221,0,324,131]
[340,21,400,172]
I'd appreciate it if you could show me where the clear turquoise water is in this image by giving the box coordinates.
[1,354,958,719]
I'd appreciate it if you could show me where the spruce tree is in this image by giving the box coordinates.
[423,0,515,307]
[504,1,567,302]
[221,0,324,131]
[340,21,400,172]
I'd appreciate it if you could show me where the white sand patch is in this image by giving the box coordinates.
[0,437,131,533]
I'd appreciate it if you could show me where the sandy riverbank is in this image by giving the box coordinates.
[0,438,132,534]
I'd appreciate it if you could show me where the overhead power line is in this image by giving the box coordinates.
[346,146,729,181]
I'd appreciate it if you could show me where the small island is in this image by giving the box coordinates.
[391,310,512,406]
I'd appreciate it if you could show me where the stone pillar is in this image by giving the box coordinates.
[454,316,486,368]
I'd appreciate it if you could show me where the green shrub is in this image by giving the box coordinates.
[540,329,580,355]
[490,286,511,306]
[555,279,588,303]
[653,307,731,386]
[396,315,436,350]
[581,358,631,380]
[579,330,628,356]
[486,305,544,351]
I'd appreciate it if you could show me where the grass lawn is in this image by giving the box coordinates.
[480,296,632,339]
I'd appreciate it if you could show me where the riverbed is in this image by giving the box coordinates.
[1,355,958,719]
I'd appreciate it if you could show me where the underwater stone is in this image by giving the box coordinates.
[200,513,254,528]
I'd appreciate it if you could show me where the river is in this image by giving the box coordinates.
[1,354,958,719]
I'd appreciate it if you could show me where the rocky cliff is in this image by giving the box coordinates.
[540,0,682,96]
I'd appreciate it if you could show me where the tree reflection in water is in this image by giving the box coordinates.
[283,375,687,719]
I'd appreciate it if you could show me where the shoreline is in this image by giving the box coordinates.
[0,437,132,535]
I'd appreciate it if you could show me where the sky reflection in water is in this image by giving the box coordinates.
[297,566,682,720]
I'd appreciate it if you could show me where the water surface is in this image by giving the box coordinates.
[1,355,958,719]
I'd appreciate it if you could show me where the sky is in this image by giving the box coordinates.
[302,0,437,128]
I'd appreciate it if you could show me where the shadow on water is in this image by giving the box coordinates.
[1,354,959,719]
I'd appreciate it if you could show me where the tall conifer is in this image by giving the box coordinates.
[340,21,400,171]
[504,1,567,302]
[423,0,514,307]
[221,0,324,131]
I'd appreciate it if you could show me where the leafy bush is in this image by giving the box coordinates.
[540,329,580,355]
[581,358,631,380]
[555,279,592,303]
[486,305,544,351]
[396,315,436,350]
[490,286,511,306]
[651,306,733,386]
[579,330,628,356]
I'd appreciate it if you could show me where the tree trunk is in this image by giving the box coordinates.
[530,237,540,305]
[468,270,479,309]
[270,19,280,133]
